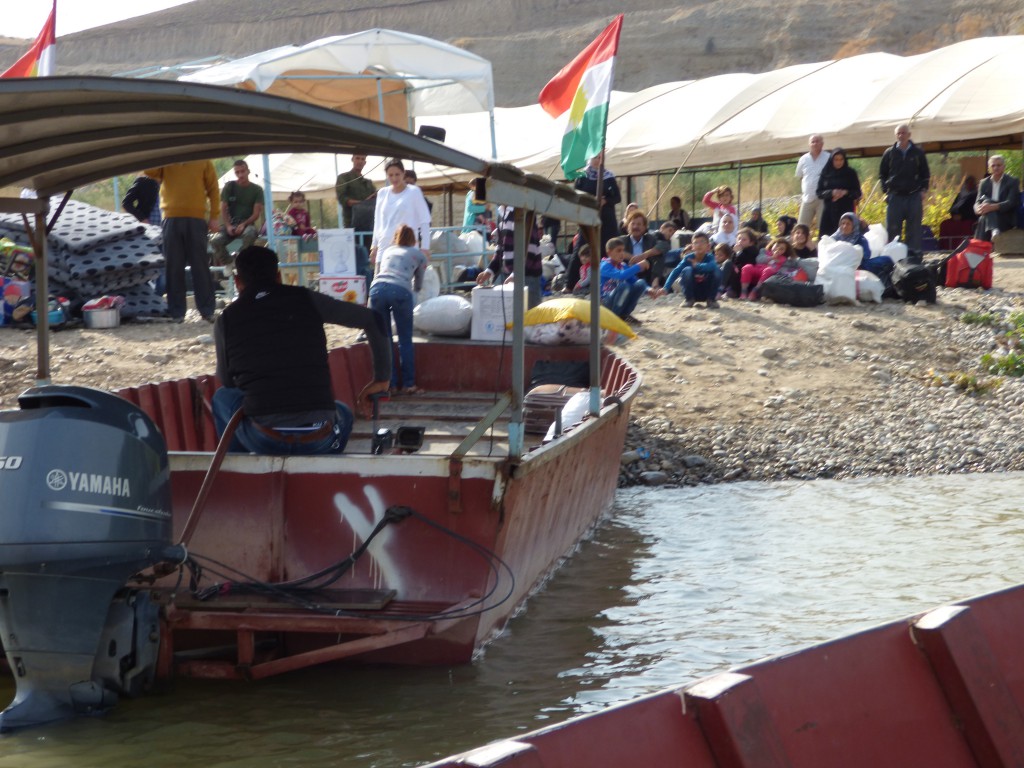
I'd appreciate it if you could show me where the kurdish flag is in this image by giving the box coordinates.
[2,2,57,78]
[538,15,623,180]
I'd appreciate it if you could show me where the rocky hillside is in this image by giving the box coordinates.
[2,0,1023,106]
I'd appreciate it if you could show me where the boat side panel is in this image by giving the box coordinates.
[735,622,977,767]
[170,463,286,582]
[426,689,716,768]
[277,468,501,604]
[474,397,630,646]
[167,462,500,605]
[956,584,1024,711]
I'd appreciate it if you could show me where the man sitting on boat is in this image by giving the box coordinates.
[212,245,391,454]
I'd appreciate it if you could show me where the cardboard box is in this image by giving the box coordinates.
[319,276,367,305]
[471,285,526,342]
[318,228,356,276]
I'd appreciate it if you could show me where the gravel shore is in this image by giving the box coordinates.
[4,258,1024,492]
[618,258,1024,488]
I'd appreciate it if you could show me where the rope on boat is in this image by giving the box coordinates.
[177,505,516,622]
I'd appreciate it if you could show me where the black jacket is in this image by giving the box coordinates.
[879,142,930,196]
[215,285,391,422]
[976,174,1021,233]
[121,176,160,222]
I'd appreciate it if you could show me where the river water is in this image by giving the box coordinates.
[6,473,1024,767]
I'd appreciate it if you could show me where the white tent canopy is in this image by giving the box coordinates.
[181,28,496,151]
[226,35,1024,200]
[594,36,1024,177]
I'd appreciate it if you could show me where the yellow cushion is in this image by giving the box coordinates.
[513,297,637,339]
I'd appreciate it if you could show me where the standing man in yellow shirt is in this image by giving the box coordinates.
[144,160,221,323]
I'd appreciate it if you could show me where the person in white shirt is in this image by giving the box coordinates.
[795,134,830,237]
[369,158,432,270]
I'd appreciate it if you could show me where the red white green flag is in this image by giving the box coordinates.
[2,2,57,78]
[538,15,623,180]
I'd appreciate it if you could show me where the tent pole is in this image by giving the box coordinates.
[334,155,344,227]
[736,161,742,219]
[262,154,275,252]
[488,86,497,159]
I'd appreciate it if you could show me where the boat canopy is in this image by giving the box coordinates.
[0,76,600,392]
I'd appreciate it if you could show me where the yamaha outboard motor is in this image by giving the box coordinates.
[0,386,174,731]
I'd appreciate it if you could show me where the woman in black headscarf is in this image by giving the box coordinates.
[816,148,862,237]
[775,215,798,239]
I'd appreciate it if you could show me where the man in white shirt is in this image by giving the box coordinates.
[795,134,830,236]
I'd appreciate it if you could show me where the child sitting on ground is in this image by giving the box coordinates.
[600,237,664,322]
[713,242,732,299]
[741,238,803,300]
[663,231,721,308]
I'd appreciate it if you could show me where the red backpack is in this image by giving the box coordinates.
[944,239,993,290]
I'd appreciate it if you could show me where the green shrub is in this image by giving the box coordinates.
[981,351,1024,378]
[960,311,1000,326]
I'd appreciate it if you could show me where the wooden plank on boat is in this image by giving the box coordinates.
[913,605,1024,767]
[172,588,396,612]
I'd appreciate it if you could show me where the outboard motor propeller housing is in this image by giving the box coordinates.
[0,386,173,731]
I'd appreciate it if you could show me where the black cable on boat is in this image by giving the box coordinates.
[179,505,516,622]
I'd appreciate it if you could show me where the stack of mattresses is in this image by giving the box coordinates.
[0,200,168,319]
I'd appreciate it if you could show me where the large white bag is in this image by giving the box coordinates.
[855,269,884,303]
[413,265,441,306]
[459,230,484,254]
[815,236,861,305]
[413,294,472,336]
[864,223,888,259]
[881,238,908,263]
[544,391,591,442]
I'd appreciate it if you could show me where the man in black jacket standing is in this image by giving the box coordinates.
[879,123,930,262]
[974,155,1021,241]
[212,246,391,454]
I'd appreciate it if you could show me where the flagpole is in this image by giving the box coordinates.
[588,152,606,417]
[538,15,623,417]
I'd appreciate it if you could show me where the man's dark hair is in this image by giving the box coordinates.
[235,245,279,287]
[233,159,249,170]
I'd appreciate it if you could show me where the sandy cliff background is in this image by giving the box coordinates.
[1,0,1023,106]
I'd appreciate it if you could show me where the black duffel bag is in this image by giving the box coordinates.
[890,258,937,304]
[760,274,824,307]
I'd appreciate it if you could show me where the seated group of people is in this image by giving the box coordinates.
[562,187,903,317]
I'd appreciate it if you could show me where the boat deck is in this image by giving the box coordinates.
[346,389,539,457]
[116,340,622,460]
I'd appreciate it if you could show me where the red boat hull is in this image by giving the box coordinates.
[118,340,639,677]
[426,582,1024,767]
